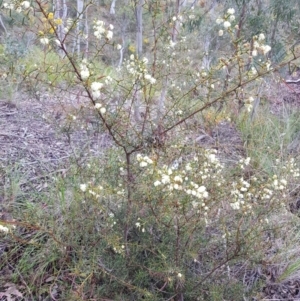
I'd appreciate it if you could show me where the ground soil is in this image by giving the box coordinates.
[0,91,111,194]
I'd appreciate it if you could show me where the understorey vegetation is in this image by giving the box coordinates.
[1,0,300,300]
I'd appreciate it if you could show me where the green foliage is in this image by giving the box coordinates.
[2,35,28,58]
[0,35,30,100]
[19,46,75,93]
[246,14,267,38]
[238,106,300,173]
[1,1,300,300]
[2,141,299,300]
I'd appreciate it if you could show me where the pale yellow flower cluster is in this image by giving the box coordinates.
[79,183,103,200]
[137,149,224,215]
[136,147,300,218]
[91,82,103,100]
[252,34,271,56]
[126,55,156,85]
[0,224,9,233]
[244,96,254,112]
[230,177,252,211]
[80,59,90,80]
[281,158,300,177]
[3,0,30,11]
[137,154,153,167]
[40,37,49,45]
[93,20,114,40]
[230,157,299,212]
[216,7,236,33]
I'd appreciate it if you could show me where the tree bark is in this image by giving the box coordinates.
[0,14,7,35]
[135,0,144,58]
[75,0,84,55]
[110,0,116,14]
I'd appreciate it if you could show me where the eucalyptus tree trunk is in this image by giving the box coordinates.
[117,35,125,68]
[0,14,7,35]
[54,0,68,52]
[132,0,144,124]
[135,0,144,58]
[270,13,279,54]
[171,0,182,42]
[202,37,212,69]
[75,0,84,55]
[84,5,89,59]
[110,0,116,14]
